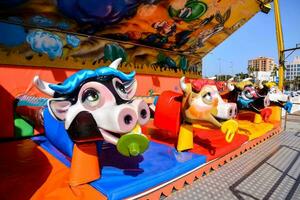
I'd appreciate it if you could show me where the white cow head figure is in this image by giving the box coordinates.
[34,58,150,156]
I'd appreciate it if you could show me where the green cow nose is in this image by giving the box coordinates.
[116,133,149,157]
[128,142,140,156]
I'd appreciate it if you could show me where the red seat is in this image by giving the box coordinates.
[153,91,182,137]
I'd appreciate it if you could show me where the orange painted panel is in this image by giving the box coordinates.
[0,64,185,98]
[0,139,106,200]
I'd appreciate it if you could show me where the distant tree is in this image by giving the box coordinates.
[235,72,249,81]
[247,66,254,76]
[284,79,296,91]
[271,66,279,81]
[215,74,232,81]
[284,79,291,90]
[293,76,300,90]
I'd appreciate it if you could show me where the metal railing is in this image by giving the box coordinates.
[284,102,300,130]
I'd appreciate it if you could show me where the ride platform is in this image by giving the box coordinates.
[166,116,300,200]
[0,122,287,200]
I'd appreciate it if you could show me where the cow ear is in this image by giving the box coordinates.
[48,98,71,121]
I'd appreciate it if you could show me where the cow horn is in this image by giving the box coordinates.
[242,77,252,82]
[227,77,235,91]
[180,76,187,92]
[109,58,122,69]
[258,80,264,89]
[208,76,217,80]
[33,75,55,96]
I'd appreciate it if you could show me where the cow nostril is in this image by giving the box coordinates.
[229,108,233,116]
[140,109,147,119]
[124,115,133,125]
[264,98,270,106]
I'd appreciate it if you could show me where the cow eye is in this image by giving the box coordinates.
[82,88,101,107]
[202,92,213,104]
[244,90,253,98]
[115,81,126,94]
[270,89,276,94]
[113,78,131,100]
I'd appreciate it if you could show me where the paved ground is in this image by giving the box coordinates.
[166,113,300,200]
[283,110,300,124]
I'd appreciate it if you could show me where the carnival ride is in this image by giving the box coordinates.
[0,0,289,199]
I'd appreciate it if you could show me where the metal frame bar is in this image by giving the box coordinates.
[282,47,300,52]
[283,102,300,130]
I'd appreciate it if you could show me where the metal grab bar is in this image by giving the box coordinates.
[284,102,300,130]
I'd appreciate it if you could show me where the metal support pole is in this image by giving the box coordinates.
[273,0,285,91]
[284,110,287,131]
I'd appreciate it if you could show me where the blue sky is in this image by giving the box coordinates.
[202,0,300,77]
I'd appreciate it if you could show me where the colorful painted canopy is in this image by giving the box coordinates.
[0,0,270,77]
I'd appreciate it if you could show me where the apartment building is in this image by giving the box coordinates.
[285,56,300,81]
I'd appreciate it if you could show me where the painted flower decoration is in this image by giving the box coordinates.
[57,21,70,30]
[169,0,207,22]
[66,34,81,48]
[7,16,23,24]
[57,0,157,28]
[26,30,63,59]
[30,16,54,27]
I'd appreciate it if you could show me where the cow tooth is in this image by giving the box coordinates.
[99,128,118,145]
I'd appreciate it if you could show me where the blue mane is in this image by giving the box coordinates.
[237,96,254,109]
[49,67,135,94]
